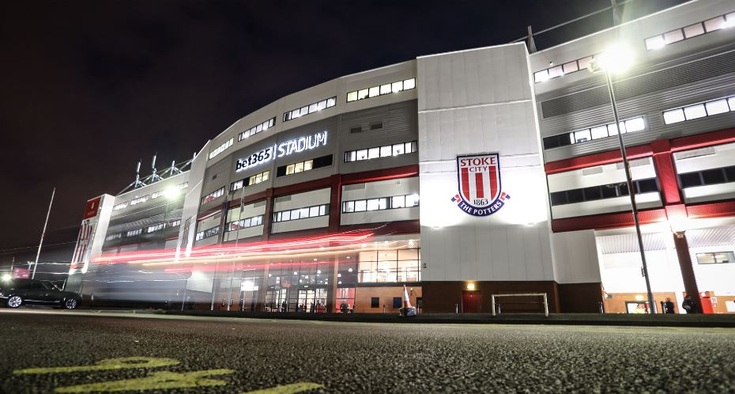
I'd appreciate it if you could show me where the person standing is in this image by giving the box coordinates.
[663,298,676,314]
[681,294,699,314]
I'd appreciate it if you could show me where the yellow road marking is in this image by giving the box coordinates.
[13,357,179,375]
[55,369,234,393]
[244,382,325,394]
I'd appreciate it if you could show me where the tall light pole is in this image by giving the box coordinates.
[32,187,56,280]
[591,44,656,313]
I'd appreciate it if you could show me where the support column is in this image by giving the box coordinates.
[673,231,702,313]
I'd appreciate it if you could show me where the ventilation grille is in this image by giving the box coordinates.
[674,146,716,160]
[343,184,366,191]
[582,167,603,176]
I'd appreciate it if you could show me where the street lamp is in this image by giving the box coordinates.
[591,44,656,314]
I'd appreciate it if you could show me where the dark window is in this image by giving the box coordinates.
[350,127,362,133]
[313,154,333,168]
[637,178,659,193]
[543,134,571,149]
[724,166,735,182]
[276,166,287,177]
[601,184,621,199]
[371,297,380,308]
[550,192,567,206]
[702,168,726,185]
[679,172,703,188]
[583,186,602,201]
[549,178,658,206]
[392,297,402,309]
[370,122,383,130]
[567,189,584,204]
[619,182,630,196]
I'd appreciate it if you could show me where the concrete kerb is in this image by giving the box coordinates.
[147,310,735,328]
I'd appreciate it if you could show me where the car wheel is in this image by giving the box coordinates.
[7,295,23,308]
[64,298,78,309]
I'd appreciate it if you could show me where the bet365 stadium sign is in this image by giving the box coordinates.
[451,153,510,217]
[236,131,328,172]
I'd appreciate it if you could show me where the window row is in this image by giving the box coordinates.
[543,117,646,150]
[227,215,264,232]
[231,171,270,192]
[344,141,417,163]
[356,258,421,284]
[276,155,333,177]
[272,204,329,223]
[283,97,336,122]
[346,78,416,102]
[239,117,276,142]
[678,165,735,189]
[113,182,189,211]
[534,55,597,83]
[645,12,734,51]
[342,194,419,213]
[105,219,183,242]
[663,95,735,125]
[201,187,225,205]
[195,226,220,241]
[695,251,734,265]
[208,138,234,160]
[549,178,659,206]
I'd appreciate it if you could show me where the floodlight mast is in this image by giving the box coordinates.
[591,45,656,314]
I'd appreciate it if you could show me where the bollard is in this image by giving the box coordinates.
[455,303,459,314]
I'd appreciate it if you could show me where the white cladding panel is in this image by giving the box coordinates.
[340,177,420,226]
[273,188,331,211]
[551,230,601,283]
[271,188,331,234]
[547,158,657,193]
[272,217,329,234]
[417,43,555,282]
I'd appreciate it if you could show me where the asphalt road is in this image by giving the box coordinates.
[1,309,734,393]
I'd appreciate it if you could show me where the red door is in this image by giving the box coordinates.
[462,291,481,313]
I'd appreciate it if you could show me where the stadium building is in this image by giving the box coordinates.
[68,0,735,314]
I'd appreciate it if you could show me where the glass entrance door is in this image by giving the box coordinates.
[298,288,328,312]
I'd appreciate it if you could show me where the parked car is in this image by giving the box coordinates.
[0,279,81,309]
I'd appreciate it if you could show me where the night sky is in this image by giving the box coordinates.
[0,0,688,249]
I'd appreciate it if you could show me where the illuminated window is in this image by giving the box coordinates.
[277,155,332,177]
[283,97,336,122]
[543,117,647,150]
[696,251,734,265]
[347,78,416,102]
[344,141,417,162]
[342,193,418,213]
[201,187,225,205]
[534,55,598,84]
[645,13,732,51]
[272,204,329,223]
[238,118,276,141]
[663,95,735,125]
[231,171,269,192]
[208,138,234,160]
[227,215,264,232]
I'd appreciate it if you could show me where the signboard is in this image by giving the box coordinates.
[235,130,328,172]
[83,196,101,219]
[451,153,510,216]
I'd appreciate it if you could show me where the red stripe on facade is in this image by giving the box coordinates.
[670,127,735,152]
[475,172,484,198]
[489,165,498,198]
[461,168,471,200]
